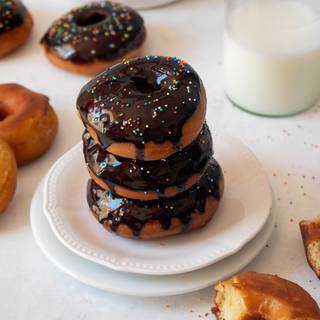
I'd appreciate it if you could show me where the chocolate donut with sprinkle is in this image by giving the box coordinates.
[77,55,207,161]
[87,159,224,239]
[41,1,146,75]
[83,123,213,201]
[0,0,33,57]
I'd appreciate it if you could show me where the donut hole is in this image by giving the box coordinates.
[130,76,161,93]
[76,12,106,27]
[0,109,10,122]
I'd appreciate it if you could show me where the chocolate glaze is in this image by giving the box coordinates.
[0,0,26,35]
[83,124,213,196]
[41,1,145,63]
[77,56,203,159]
[87,159,222,237]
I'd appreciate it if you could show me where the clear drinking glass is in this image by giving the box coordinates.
[224,0,320,116]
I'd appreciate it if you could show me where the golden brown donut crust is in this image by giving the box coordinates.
[0,138,17,214]
[91,175,224,240]
[0,12,33,58]
[86,87,207,161]
[44,46,142,75]
[214,272,320,320]
[0,84,58,166]
[300,218,320,279]
[300,218,320,244]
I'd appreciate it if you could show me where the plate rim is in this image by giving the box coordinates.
[42,134,272,275]
[32,180,276,297]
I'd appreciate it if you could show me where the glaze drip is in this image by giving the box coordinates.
[0,0,26,35]
[87,159,222,237]
[77,56,203,156]
[41,1,145,63]
[83,124,213,195]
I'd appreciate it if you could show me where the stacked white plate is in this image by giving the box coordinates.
[30,132,275,296]
[70,0,181,10]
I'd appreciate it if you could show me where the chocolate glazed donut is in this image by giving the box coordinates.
[41,1,145,75]
[83,124,213,200]
[77,56,207,160]
[87,159,224,240]
[0,0,33,57]
[0,0,25,34]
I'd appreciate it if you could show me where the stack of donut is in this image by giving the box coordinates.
[77,56,224,240]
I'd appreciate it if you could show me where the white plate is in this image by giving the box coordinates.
[71,0,181,10]
[43,133,272,275]
[120,0,180,9]
[32,180,276,297]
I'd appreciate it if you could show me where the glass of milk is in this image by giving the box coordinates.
[224,0,320,116]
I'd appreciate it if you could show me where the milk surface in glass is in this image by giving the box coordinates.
[224,0,320,116]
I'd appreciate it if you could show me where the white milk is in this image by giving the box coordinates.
[224,0,320,116]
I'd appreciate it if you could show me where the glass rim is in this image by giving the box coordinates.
[225,0,320,31]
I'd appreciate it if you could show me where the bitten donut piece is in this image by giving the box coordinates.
[41,1,145,75]
[77,56,206,160]
[87,159,224,240]
[0,0,33,57]
[0,138,17,214]
[300,218,320,279]
[0,84,58,166]
[213,272,320,320]
[83,123,213,200]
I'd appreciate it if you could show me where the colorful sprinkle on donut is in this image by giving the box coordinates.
[77,56,203,154]
[41,1,145,63]
[0,0,25,34]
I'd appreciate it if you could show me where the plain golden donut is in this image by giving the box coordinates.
[214,272,320,320]
[300,218,320,279]
[0,83,58,166]
[0,138,17,214]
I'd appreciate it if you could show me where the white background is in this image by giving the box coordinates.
[0,0,319,318]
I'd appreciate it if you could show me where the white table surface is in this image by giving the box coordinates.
[0,0,319,318]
